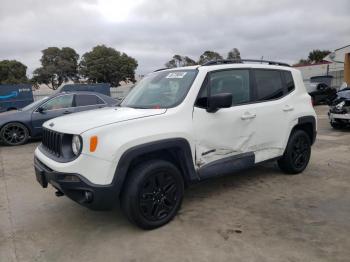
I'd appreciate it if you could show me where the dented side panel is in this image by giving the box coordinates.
[192,106,258,168]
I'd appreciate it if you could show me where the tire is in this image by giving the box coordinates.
[0,122,29,146]
[278,130,311,175]
[330,121,345,129]
[121,160,184,230]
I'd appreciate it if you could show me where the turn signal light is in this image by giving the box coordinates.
[90,136,98,152]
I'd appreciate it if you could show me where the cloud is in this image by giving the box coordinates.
[0,0,349,76]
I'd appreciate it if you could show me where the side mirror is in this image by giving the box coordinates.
[207,93,232,113]
[37,107,45,113]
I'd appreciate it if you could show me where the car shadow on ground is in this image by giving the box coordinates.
[46,161,283,231]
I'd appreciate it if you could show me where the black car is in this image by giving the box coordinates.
[307,76,337,105]
[0,91,118,146]
[328,88,350,129]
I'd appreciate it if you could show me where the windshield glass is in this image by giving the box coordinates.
[121,69,197,109]
[338,89,350,99]
[21,96,49,111]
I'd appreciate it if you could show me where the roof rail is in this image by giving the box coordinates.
[154,68,169,72]
[202,59,290,67]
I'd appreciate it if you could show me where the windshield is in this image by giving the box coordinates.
[21,96,49,111]
[338,89,350,99]
[121,69,197,109]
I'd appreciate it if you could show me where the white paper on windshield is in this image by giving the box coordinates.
[166,72,187,79]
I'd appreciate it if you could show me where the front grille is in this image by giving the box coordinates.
[42,128,63,157]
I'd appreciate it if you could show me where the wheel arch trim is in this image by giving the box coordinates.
[113,138,198,197]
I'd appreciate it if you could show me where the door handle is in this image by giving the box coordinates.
[241,112,256,120]
[63,111,72,115]
[283,105,294,112]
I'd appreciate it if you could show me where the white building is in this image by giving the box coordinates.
[293,44,350,88]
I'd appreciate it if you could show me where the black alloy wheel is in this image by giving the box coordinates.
[278,130,311,174]
[139,171,179,221]
[121,160,184,229]
[290,135,310,169]
[1,122,29,146]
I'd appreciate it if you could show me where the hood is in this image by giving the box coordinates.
[0,109,31,126]
[43,107,167,134]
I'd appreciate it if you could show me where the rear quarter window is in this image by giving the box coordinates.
[283,71,295,93]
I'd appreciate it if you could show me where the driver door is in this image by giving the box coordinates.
[31,94,75,133]
[193,69,258,177]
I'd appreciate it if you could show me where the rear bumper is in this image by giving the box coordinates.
[34,157,117,210]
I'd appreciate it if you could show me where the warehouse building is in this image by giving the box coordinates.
[294,44,350,88]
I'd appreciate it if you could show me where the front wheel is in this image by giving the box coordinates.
[0,122,29,146]
[121,160,184,230]
[278,130,311,175]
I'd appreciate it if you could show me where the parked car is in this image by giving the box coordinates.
[0,91,118,146]
[60,83,111,96]
[34,60,317,229]
[0,84,33,112]
[328,88,350,129]
[305,76,337,105]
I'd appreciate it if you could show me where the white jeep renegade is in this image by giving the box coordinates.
[34,59,317,229]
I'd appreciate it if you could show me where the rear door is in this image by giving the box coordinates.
[249,69,293,162]
[73,94,106,112]
[31,94,75,132]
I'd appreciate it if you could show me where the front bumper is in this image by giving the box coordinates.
[34,157,117,210]
[328,112,350,121]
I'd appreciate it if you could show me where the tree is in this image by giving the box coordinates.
[79,45,138,86]
[0,60,28,84]
[293,59,311,66]
[198,51,223,64]
[227,48,241,60]
[165,55,196,68]
[32,47,79,90]
[308,49,331,63]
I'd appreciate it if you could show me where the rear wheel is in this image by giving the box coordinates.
[0,122,29,146]
[278,130,311,175]
[121,160,184,230]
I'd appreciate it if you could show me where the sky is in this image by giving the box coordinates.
[0,0,349,76]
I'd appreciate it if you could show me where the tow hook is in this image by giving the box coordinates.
[84,191,93,203]
[55,190,64,197]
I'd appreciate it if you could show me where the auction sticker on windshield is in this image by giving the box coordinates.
[166,72,187,79]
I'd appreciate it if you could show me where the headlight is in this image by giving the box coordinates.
[336,101,345,110]
[72,135,82,156]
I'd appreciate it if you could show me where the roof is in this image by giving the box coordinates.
[335,44,350,52]
[293,61,331,68]
[157,63,293,73]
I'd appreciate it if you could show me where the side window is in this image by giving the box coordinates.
[195,69,251,107]
[254,70,284,101]
[283,71,295,93]
[41,95,74,110]
[75,94,104,106]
